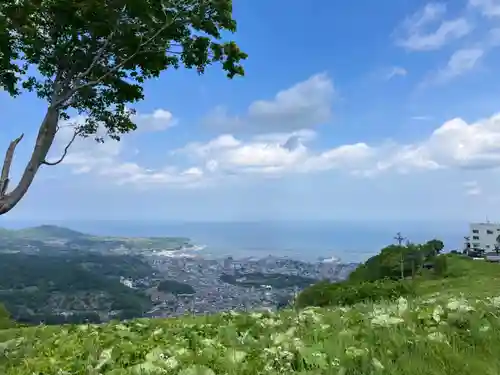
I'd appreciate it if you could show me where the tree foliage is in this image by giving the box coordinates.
[348,239,446,282]
[0,0,246,214]
[0,303,17,329]
[296,238,447,309]
[0,253,153,324]
[157,279,195,295]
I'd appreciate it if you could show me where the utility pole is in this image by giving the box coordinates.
[394,232,405,246]
[394,232,407,280]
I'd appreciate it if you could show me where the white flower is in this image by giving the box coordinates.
[371,314,404,327]
[164,357,179,369]
[272,327,296,345]
[397,297,408,315]
[432,305,444,323]
[488,296,500,307]
[345,346,368,358]
[427,332,449,344]
[94,348,113,370]
[250,312,263,319]
[447,298,474,312]
[331,358,340,367]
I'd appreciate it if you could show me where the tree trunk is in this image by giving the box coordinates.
[0,107,59,214]
[400,252,404,280]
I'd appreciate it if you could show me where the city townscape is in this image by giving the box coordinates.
[0,225,358,324]
[138,255,358,317]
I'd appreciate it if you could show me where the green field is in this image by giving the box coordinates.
[2,255,500,374]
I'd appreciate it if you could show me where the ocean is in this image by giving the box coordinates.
[0,220,467,263]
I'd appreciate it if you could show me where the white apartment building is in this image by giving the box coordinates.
[468,222,500,251]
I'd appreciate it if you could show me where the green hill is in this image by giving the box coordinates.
[0,225,191,254]
[0,225,90,241]
[13,225,87,240]
[2,255,500,374]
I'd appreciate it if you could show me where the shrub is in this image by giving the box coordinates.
[348,240,446,283]
[0,303,16,330]
[296,279,415,308]
[433,255,448,277]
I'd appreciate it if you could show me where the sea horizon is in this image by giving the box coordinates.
[0,219,469,263]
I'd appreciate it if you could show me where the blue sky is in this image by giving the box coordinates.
[2,0,500,222]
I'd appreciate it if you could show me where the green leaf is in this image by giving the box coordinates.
[179,365,216,375]
[0,0,247,140]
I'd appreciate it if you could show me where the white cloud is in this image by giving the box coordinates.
[386,66,408,80]
[411,116,434,121]
[178,133,307,175]
[45,110,203,188]
[42,101,500,190]
[425,48,484,84]
[133,109,177,132]
[204,73,334,133]
[179,112,500,179]
[395,3,472,51]
[470,0,500,17]
[178,131,375,177]
[374,113,500,173]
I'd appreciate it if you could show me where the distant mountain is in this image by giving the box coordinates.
[0,225,87,242]
[0,225,192,254]
[13,225,87,240]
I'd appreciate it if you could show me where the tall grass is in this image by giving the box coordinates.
[2,255,500,374]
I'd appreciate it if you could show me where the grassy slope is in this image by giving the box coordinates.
[414,255,500,297]
[2,256,500,374]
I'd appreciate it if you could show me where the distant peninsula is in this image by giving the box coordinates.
[0,225,193,255]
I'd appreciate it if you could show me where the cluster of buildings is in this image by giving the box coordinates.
[134,255,357,318]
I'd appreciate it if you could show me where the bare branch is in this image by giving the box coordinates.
[0,134,24,197]
[41,128,82,166]
[50,15,179,109]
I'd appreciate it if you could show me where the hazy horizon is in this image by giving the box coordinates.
[0,219,469,263]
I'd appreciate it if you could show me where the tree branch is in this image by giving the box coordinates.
[76,31,116,82]
[41,128,82,166]
[0,109,59,215]
[0,134,24,197]
[50,14,179,109]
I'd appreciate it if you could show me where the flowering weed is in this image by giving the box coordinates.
[2,293,500,374]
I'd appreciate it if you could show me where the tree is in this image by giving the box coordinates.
[0,0,247,214]
[348,239,445,283]
[426,239,444,256]
[0,303,16,329]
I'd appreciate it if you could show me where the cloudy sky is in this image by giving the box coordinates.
[2,0,500,222]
